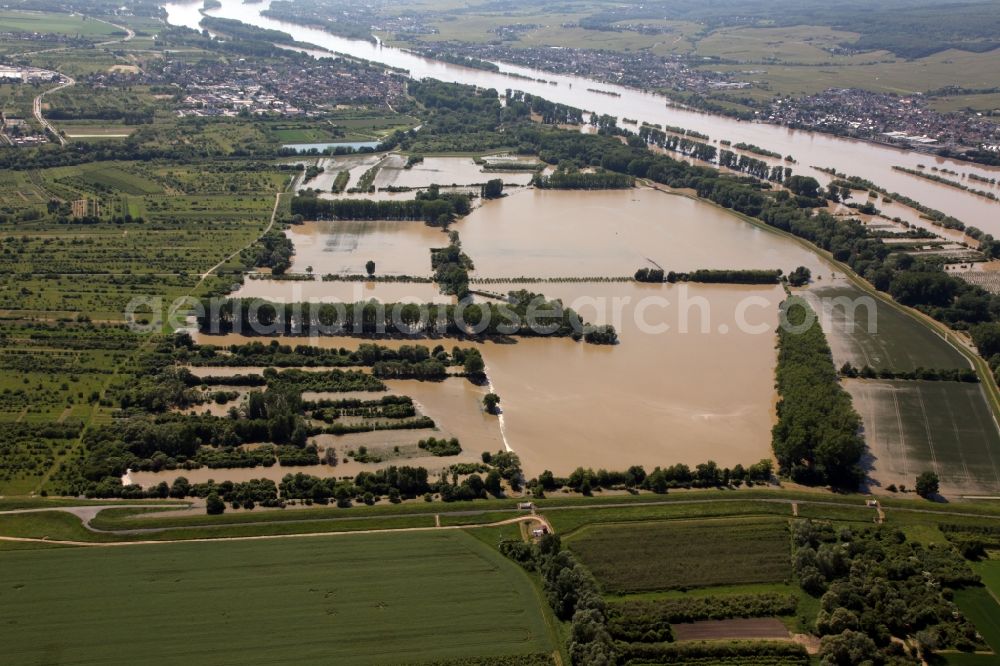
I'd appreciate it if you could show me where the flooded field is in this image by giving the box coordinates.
[454,188,829,278]
[374,155,534,189]
[283,219,449,276]
[130,375,501,486]
[234,279,451,303]
[475,281,785,475]
[195,279,786,477]
[846,379,1000,495]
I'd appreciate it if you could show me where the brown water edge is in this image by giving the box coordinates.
[452,188,830,278]
[195,281,786,477]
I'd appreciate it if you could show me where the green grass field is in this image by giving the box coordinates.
[952,586,1000,654]
[806,284,970,372]
[0,530,556,665]
[977,560,1000,598]
[566,516,791,594]
[846,379,1000,494]
[0,10,120,38]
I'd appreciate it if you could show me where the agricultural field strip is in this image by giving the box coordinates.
[6,495,1000,542]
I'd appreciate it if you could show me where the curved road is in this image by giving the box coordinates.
[0,495,995,547]
[31,17,136,146]
[0,509,551,548]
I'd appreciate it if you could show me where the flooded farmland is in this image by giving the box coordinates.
[374,155,535,189]
[233,278,452,303]
[283,220,450,277]
[453,188,829,278]
[196,280,788,477]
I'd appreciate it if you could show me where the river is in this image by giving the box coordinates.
[162,0,1000,235]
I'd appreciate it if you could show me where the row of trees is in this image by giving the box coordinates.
[773,300,866,488]
[290,187,471,225]
[531,170,634,189]
[501,535,617,665]
[196,291,601,342]
[839,362,979,383]
[532,459,774,495]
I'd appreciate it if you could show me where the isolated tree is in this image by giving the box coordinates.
[205,492,225,515]
[365,259,376,276]
[787,265,812,287]
[483,392,500,414]
[915,471,940,498]
[481,178,503,199]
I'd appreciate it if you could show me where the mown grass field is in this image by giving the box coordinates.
[0,10,120,38]
[806,284,970,371]
[566,516,791,594]
[845,379,1000,495]
[0,530,556,665]
[952,586,1000,655]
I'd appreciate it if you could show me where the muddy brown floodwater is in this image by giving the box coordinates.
[194,281,787,477]
[283,220,450,277]
[453,188,829,278]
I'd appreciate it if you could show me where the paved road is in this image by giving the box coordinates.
[30,17,135,146]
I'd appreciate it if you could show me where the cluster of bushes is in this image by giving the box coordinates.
[186,339,470,371]
[617,641,808,664]
[839,362,979,383]
[773,299,865,489]
[431,230,474,299]
[325,416,435,435]
[940,523,1000,560]
[417,437,462,456]
[331,170,350,193]
[792,520,983,662]
[306,396,415,421]
[243,229,295,275]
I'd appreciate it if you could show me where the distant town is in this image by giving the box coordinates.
[405,41,1000,155]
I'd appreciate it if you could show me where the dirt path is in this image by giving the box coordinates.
[0,514,550,548]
